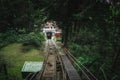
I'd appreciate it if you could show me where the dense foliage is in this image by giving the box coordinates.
[0,0,119,80]
[0,30,45,48]
[0,0,47,32]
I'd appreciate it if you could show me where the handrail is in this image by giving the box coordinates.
[66,49,98,80]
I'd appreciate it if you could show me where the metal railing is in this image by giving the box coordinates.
[66,50,98,80]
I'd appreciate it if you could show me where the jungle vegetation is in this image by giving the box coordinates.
[0,0,120,80]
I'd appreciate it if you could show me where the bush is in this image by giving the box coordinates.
[0,30,45,48]
[70,43,99,57]
[0,30,19,48]
[74,28,99,45]
[19,32,45,47]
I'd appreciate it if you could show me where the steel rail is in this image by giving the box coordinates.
[40,39,56,80]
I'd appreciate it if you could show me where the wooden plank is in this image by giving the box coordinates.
[61,55,81,80]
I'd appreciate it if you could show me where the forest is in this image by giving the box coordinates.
[0,0,120,80]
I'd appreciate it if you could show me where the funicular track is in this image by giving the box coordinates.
[53,41,98,80]
[41,40,57,80]
[25,39,98,80]
[52,40,81,80]
[40,39,82,80]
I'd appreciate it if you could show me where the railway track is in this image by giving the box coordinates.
[40,40,57,80]
[24,39,98,80]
